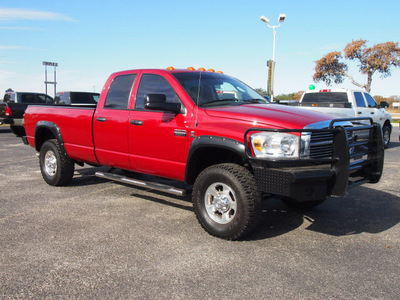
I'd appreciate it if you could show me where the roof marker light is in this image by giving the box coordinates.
[187,67,195,71]
[207,69,215,72]
[198,67,206,71]
[166,66,175,71]
[217,71,223,74]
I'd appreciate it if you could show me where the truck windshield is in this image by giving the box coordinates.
[302,92,347,103]
[173,72,268,107]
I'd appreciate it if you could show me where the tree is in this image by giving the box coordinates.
[254,88,267,95]
[313,39,400,93]
[293,91,304,101]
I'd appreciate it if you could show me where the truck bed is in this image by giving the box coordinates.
[24,105,98,164]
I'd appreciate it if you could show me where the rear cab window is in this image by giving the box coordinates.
[104,74,137,109]
[302,92,348,103]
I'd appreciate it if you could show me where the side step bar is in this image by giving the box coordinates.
[95,171,188,196]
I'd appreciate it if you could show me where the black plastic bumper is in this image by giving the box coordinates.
[245,118,384,202]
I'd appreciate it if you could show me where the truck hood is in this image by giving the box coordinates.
[204,103,333,129]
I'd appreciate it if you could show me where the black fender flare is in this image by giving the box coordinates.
[184,135,247,184]
[34,121,67,155]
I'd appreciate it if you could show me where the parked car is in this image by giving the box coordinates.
[298,88,392,148]
[54,91,100,106]
[0,90,54,136]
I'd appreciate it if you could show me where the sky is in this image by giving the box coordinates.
[1,0,400,98]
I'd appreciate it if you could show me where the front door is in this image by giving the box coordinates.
[128,73,191,181]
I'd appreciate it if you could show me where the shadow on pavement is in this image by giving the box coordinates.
[250,186,400,240]
[69,165,400,241]
[0,126,11,133]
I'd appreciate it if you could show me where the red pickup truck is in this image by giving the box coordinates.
[23,68,384,240]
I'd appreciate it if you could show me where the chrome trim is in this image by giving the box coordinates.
[303,120,352,130]
[95,172,188,196]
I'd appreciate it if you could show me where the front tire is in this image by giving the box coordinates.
[193,163,262,240]
[39,139,75,186]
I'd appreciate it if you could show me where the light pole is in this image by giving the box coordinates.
[43,61,58,98]
[260,14,286,102]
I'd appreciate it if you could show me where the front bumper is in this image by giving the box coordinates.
[245,118,384,201]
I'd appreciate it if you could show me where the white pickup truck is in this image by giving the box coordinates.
[299,88,392,148]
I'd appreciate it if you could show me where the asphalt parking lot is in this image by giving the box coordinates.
[1,124,399,299]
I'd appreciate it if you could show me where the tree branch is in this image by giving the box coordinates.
[344,73,367,90]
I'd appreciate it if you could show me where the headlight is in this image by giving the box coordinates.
[250,132,311,160]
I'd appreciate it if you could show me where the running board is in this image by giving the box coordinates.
[95,171,188,196]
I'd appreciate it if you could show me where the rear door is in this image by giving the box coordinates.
[353,91,370,119]
[93,73,137,169]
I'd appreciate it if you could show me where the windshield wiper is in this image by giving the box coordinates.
[242,99,268,104]
[201,99,239,107]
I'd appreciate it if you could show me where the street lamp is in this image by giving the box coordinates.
[260,14,286,101]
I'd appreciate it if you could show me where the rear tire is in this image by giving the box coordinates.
[39,139,75,186]
[192,163,262,240]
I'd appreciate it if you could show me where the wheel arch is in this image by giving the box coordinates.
[184,136,249,185]
[383,119,392,131]
[35,121,66,155]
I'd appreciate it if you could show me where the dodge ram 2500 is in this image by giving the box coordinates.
[23,68,384,240]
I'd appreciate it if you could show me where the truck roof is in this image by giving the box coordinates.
[304,88,365,94]
[110,68,225,76]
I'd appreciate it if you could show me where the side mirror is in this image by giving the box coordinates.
[144,94,181,114]
[379,101,389,109]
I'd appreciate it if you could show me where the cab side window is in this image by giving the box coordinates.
[135,74,181,110]
[104,74,136,109]
[354,92,366,107]
[364,93,378,108]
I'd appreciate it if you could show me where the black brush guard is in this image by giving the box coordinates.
[244,118,384,201]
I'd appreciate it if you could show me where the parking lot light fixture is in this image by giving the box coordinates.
[260,14,286,101]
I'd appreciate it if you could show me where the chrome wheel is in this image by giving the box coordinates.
[44,150,57,176]
[383,127,390,148]
[204,182,237,224]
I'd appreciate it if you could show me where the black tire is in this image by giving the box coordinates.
[281,197,325,209]
[39,139,75,186]
[382,125,391,149]
[10,125,25,137]
[192,163,262,240]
